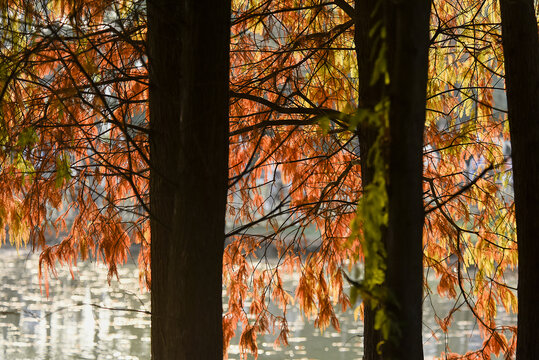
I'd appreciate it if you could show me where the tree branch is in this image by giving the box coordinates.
[425,164,494,215]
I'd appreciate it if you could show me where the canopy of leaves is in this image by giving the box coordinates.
[0,0,517,358]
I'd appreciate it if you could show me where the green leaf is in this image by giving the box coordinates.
[318,116,330,134]
[17,128,38,147]
[14,153,34,175]
[350,285,360,305]
[55,154,72,188]
[374,308,387,331]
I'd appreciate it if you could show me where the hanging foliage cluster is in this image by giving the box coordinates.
[0,0,516,358]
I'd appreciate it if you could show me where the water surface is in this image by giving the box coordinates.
[0,248,515,359]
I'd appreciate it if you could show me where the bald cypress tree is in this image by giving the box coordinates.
[500,0,539,358]
[148,1,230,358]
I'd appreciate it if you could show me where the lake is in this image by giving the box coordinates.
[0,248,515,359]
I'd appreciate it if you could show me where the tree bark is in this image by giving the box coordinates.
[148,1,230,359]
[384,0,430,359]
[355,1,430,358]
[355,0,385,358]
[499,1,539,358]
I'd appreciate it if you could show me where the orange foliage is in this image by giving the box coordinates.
[0,0,518,358]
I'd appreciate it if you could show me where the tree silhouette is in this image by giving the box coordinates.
[147,0,230,358]
[500,0,539,358]
[0,0,523,358]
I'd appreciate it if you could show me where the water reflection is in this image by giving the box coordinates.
[0,248,515,359]
[0,248,150,360]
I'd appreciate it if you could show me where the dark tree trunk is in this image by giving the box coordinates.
[500,1,539,358]
[384,0,430,359]
[148,1,230,359]
[355,0,385,358]
[355,1,430,358]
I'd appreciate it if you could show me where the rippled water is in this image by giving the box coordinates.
[0,248,150,360]
[0,248,515,360]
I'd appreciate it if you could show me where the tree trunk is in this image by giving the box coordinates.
[355,0,430,360]
[355,1,430,358]
[148,1,230,359]
[499,1,539,358]
[355,0,385,358]
[384,0,430,359]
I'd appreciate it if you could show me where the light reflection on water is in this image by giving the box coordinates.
[0,248,150,360]
[0,248,515,360]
